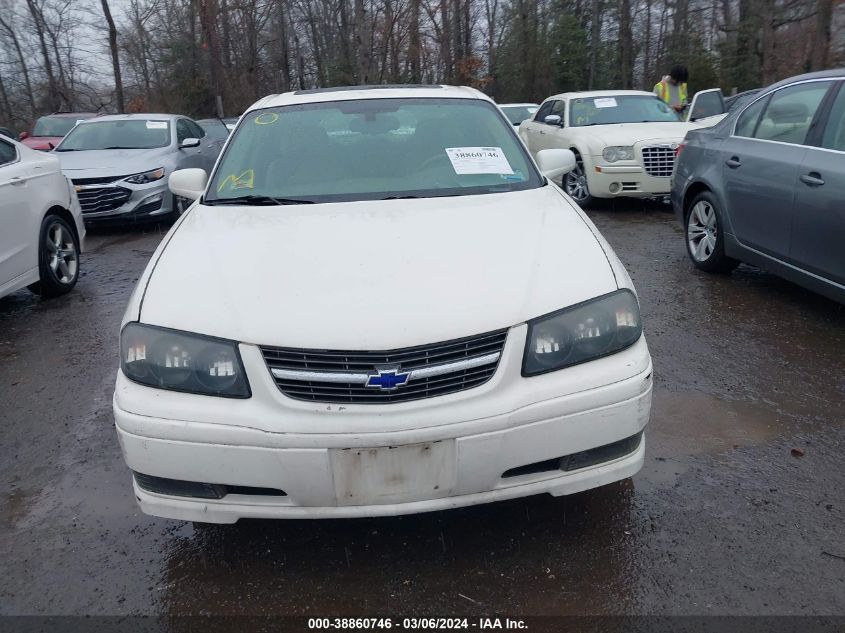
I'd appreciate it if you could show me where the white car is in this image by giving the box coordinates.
[519,90,701,205]
[114,85,652,523]
[0,135,85,300]
[499,103,539,127]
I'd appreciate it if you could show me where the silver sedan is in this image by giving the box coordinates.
[54,113,225,224]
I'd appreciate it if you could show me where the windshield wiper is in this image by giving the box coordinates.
[205,194,315,206]
[102,146,141,150]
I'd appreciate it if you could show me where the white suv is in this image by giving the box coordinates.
[114,85,652,523]
[0,135,84,300]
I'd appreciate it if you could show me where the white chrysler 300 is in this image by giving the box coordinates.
[114,85,653,523]
[519,90,702,206]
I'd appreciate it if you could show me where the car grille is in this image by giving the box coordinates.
[641,145,676,177]
[71,174,131,186]
[73,184,132,214]
[261,329,508,404]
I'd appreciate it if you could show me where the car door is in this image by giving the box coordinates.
[187,119,221,172]
[522,100,555,157]
[789,81,845,285]
[719,80,835,259]
[534,100,564,153]
[0,139,34,286]
[175,118,204,171]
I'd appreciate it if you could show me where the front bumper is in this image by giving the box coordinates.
[586,161,672,198]
[76,180,175,224]
[114,332,653,522]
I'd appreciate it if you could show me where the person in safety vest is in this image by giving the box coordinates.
[654,64,689,114]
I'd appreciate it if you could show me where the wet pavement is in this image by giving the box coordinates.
[1,202,843,617]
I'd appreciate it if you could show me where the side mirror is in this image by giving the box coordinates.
[169,168,207,201]
[544,114,562,126]
[536,148,576,180]
[19,131,29,140]
[179,137,201,149]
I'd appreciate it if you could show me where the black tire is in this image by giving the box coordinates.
[172,194,190,219]
[684,191,739,274]
[27,214,80,298]
[562,150,595,208]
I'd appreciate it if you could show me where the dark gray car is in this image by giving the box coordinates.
[672,69,845,304]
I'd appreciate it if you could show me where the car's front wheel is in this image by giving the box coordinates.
[28,213,80,297]
[563,151,594,207]
[685,192,739,273]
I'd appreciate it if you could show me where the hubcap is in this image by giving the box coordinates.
[46,223,78,284]
[565,162,589,202]
[687,201,718,262]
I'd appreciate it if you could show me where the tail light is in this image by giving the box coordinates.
[675,143,685,158]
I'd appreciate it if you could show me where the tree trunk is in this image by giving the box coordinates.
[440,0,452,82]
[619,0,633,88]
[810,0,833,70]
[0,16,36,118]
[25,0,61,110]
[409,0,421,82]
[196,0,225,116]
[588,0,600,89]
[101,0,125,113]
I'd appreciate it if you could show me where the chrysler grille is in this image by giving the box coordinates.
[641,145,676,177]
[261,329,508,404]
[73,183,132,214]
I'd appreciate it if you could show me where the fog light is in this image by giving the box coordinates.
[609,182,621,194]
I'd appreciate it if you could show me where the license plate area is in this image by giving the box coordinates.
[331,441,456,506]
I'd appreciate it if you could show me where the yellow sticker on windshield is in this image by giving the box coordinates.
[217,169,254,192]
[254,112,279,126]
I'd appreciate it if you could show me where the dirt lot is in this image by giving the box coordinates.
[1,201,843,617]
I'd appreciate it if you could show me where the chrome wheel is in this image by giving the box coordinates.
[687,200,718,262]
[564,160,590,203]
[46,221,78,284]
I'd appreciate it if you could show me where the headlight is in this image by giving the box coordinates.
[120,323,250,397]
[124,167,165,184]
[601,146,635,162]
[523,289,642,376]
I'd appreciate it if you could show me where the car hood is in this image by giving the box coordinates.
[139,186,620,349]
[577,122,696,149]
[22,136,63,151]
[56,147,173,179]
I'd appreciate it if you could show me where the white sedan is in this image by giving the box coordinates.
[519,90,701,205]
[0,135,84,300]
[113,85,652,523]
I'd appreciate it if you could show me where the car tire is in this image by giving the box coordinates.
[27,213,80,298]
[172,194,190,219]
[685,191,739,274]
[563,150,594,208]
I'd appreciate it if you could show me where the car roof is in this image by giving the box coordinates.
[545,90,656,101]
[761,68,845,92]
[244,85,491,113]
[78,113,182,123]
[499,103,539,107]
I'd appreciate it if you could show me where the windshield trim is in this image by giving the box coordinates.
[204,97,544,205]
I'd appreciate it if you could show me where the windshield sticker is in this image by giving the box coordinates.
[254,112,279,126]
[217,169,255,192]
[594,98,618,109]
[445,147,514,175]
[146,121,168,129]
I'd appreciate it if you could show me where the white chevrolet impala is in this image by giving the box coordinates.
[114,85,652,523]
[519,90,701,206]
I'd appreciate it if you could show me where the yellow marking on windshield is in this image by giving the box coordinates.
[254,113,279,126]
[217,169,255,192]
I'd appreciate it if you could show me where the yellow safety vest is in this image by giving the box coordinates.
[654,79,687,105]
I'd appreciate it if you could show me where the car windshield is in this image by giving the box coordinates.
[32,116,82,137]
[569,95,680,126]
[198,119,230,141]
[206,98,541,204]
[56,120,171,151]
[728,91,760,113]
[501,105,538,125]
